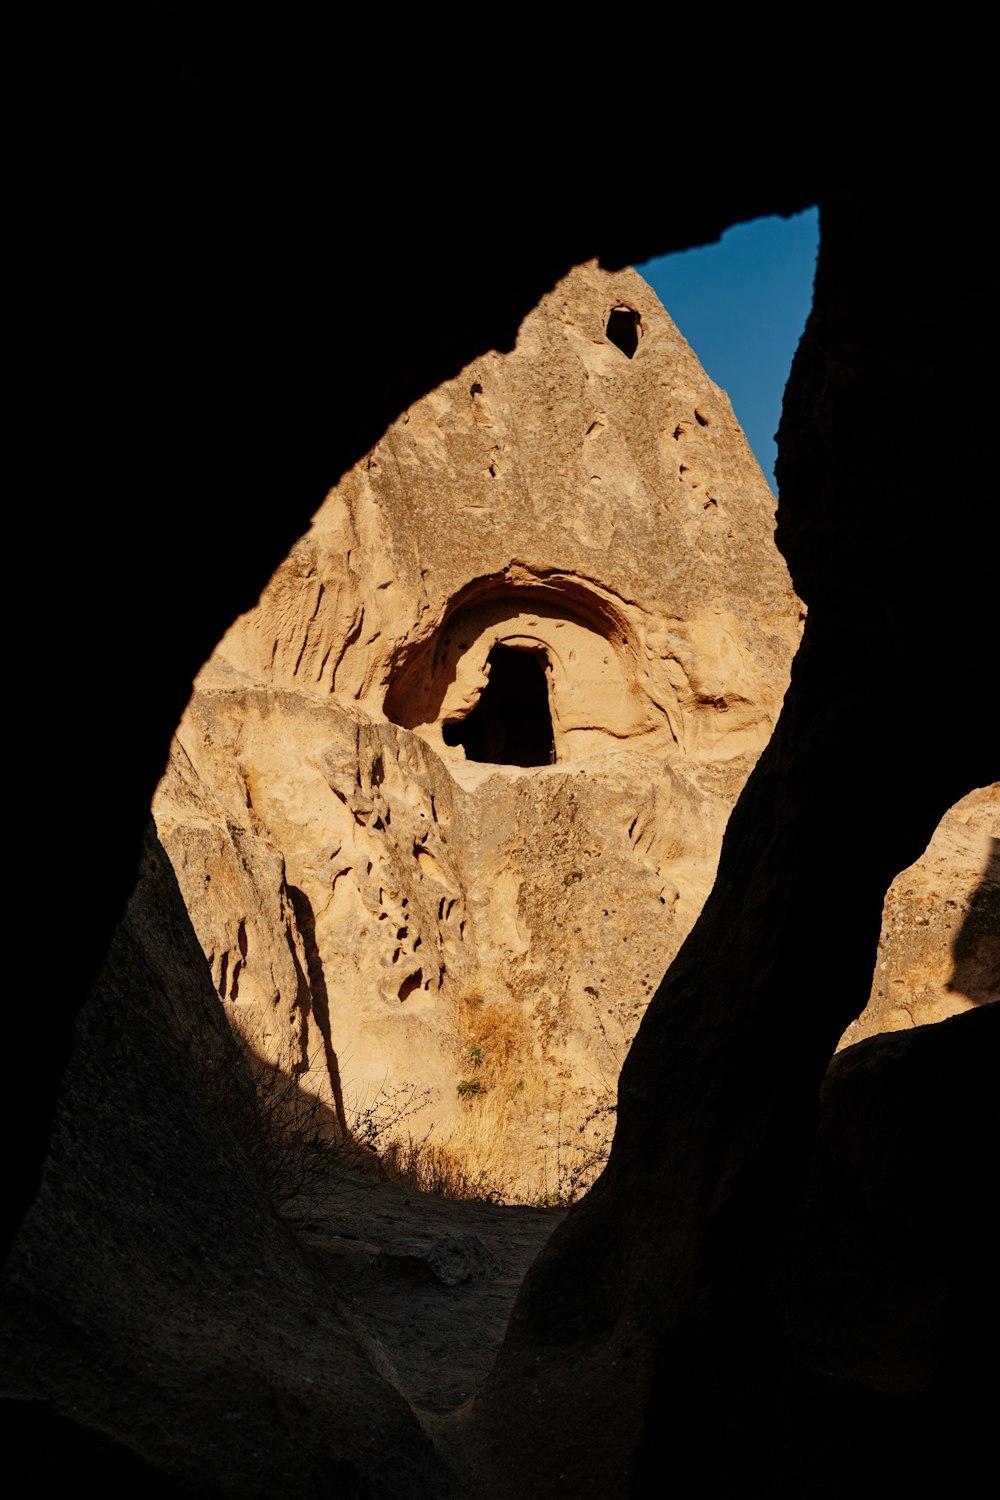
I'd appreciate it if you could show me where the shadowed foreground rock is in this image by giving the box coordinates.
[2,829,454,1499]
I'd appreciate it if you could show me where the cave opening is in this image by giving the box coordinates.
[442,644,555,767]
[606,305,641,358]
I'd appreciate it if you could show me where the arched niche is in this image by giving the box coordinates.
[383,575,653,767]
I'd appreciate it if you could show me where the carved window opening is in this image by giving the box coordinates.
[606,306,641,358]
[442,644,555,767]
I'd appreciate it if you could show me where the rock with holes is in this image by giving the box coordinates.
[152,260,804,1196]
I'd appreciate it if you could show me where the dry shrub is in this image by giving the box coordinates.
[530,994,639,1205]
[455,987,535,1098]
[192,1006,431,1221]
[378,1135,506,1202]
[429,985,548,1201]
[543,1095,618,1205]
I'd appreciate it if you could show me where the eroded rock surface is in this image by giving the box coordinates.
[844,784,998,1043]
[153,261,802,1195]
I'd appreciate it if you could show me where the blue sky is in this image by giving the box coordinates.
[637,208,820,495]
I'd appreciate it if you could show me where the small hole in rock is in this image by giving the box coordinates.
[398,971,423,1003]
[606,306,641,358]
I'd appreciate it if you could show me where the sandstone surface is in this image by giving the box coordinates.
[842,783,998,1044]
[152,261,803,1196]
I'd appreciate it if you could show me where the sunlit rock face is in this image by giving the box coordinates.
[842,785,998,1046]
[153,260,802,1194]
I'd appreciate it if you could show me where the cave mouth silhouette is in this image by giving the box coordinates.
[606,305,641,358]
[443,644,555,767]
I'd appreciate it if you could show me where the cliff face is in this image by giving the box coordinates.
[152,260,802,1195]
[150,252,993,1203]
[842,788,997,1044]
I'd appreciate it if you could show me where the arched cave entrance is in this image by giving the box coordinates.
[442,644,555,767]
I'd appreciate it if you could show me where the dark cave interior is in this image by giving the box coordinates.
[442,645,555,767]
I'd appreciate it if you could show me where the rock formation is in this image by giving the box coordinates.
[460,178,999,1499]
[842,785,998,1044]
[6,71,997,1498]
[151,252,992,1201]
[152,261,803,1195]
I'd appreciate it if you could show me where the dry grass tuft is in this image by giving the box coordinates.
[378,1135,507,1202]
[455,987,535,1099]
[425,984,548,1202]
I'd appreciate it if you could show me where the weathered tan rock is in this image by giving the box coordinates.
[154,260,804,1194]
[842,783,999,1045]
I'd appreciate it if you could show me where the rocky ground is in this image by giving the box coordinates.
[288,1170,563,1420]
